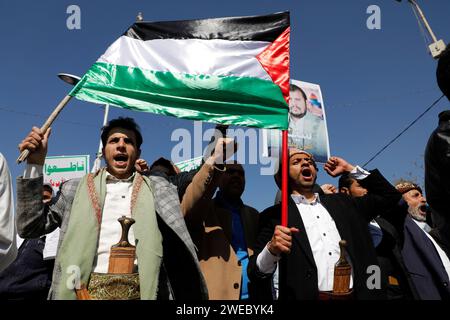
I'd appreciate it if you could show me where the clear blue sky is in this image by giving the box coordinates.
[1,0,449,212]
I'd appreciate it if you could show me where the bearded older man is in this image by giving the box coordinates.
[395,181,450,300]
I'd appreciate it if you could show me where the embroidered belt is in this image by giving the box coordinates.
[87,272,140,300]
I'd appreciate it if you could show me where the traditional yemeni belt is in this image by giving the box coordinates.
[318,290,354,301]
[87,272,140,300]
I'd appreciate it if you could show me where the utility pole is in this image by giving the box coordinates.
[397,0,446,59]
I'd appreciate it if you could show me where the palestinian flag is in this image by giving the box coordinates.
[70,12,290,129]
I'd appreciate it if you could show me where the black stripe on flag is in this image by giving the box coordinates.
[124,11,289,42]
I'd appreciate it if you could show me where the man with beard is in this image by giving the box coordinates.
[186,162,259,300]
[248,149,401,300]
[338,174,419,299]
[288,84,327,162]
[396,181,450,300]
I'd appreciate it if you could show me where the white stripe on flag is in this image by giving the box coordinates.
[98,36,272,80]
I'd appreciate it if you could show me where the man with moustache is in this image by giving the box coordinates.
[338,174,419,300]
[15,117,233,300]
[396,181,450,300]
[248,149,401,300]
[288,84,327,162]
[288,85,310,149]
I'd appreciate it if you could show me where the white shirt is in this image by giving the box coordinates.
[294,194,354,291]
[369,219,381,230]
[93,172,136,273]
[257,165,369,291]
[0,153,17,272]
[42,229,60,260]
[24,165,136,273]
[413,219,450,280]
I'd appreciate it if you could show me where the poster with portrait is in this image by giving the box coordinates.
[263,80,330,163]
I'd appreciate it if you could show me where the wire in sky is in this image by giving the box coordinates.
[363,94,446,167]
[410,2,432,54]
[0,105,193,130]
[329,87,435,109]
[0,106,99,128]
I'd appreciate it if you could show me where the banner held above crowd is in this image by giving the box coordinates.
[69,11,290,130]
[16,11,292,227]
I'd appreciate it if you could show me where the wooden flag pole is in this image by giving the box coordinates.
[281,130,288,227]
[16,94,73,164]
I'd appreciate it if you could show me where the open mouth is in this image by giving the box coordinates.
[113,154,129,167]
[301,167,313,181]
[419,205,428,214]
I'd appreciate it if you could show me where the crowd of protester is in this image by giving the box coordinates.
[0,46,449,301]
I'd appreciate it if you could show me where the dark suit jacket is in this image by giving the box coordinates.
[248,169,401,300]
[401,216,450,300]
[373,216,419,299]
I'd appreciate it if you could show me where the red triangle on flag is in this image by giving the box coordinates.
[256,27,290,105]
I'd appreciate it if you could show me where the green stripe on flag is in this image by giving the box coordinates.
[70,62,288,129]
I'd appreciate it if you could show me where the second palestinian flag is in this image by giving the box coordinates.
[70,12,290,129]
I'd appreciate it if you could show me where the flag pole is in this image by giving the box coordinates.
[92,104,110,172]
[281,129,288,227]
[17,72,81,164]
[16,95,73,164]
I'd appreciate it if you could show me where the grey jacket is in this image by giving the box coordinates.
[16,174,208,300]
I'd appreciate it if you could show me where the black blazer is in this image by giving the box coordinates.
[373,216,419,299]
[248,169,401,300]
[401,216,450,300]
